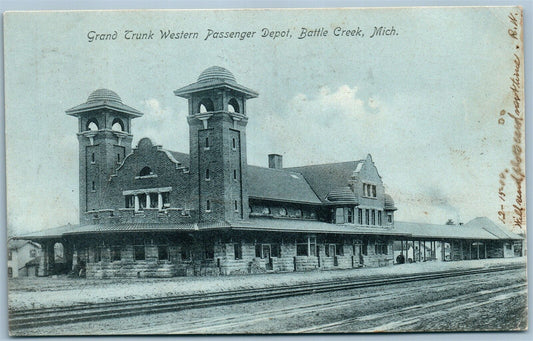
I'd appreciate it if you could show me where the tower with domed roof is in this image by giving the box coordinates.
[66,89,143,224]
[175,66,258,222]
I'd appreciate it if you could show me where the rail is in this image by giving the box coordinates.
[9,263,525,331]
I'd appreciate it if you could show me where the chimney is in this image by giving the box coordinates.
[268,154,283,169]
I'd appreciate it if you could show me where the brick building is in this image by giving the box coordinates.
[19,66,522,278]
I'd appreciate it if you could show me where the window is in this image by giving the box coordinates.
[335,208,344,224]
[325,244,335,257]
[8,251,12,261]
[233,169,237,180]
[363,183,377,198]
[206,200,211,212]
[138,193,147,210]
[158,245,169,261]
[139,167,153,177]
[387,213,393,223]
[198,98,214,113]
[506,243,512,250]
[205,169,210,180]
[181,246,191,261]
[296,236,316,256]
[204,244,214,260]
[8,267,12,278]
[362,240,368,256]
[295,209,302,218]
[111,246,121,261]
[112,118,124,131]
[255,244,262,258]
[375,241,388,255]
[358,209,363,224]
[94,247,102,262]
[365,209,370,225]
[91,153,95,163]
[125,195,134,208]
[346,208,354,223]
[271,244,281,258]
[378,211,382,226]
[371,210,376,225]
[279,208,287,216]
[149,193,158,208]
[228,98,240,113]
[134,244,145,261]
[232,138,236,150]
[234,200,238,211]
[336,244,344,256]
[205,136,209,149]
[161,192,170,208]
[86,118,99,131]
[117,153,121,163]
[30,249,36,258]
[91,181,96,191]
[234,243,242,260]
[262,207,271,215]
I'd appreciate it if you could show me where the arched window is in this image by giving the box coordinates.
[86,118,99,131]
[112,118,124,131]
[262,207,271,215]
[228,98,240,113]
[279,208,287,216]
[295,209,303,218]
[139,166,153,177]
[198,98,214,113]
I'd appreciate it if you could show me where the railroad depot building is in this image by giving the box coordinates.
[21,66,523,278]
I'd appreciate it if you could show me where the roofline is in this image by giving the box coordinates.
[66,103,143,117]
[230,226,411,236]
[174,81,259,99]
[248,196,323,205]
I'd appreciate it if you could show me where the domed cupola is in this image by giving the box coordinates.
[86,88,123,104]
[197,66,237,83]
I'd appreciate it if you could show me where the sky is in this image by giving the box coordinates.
[4,7,524,235]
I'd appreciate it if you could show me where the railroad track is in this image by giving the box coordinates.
[9,264,525,331]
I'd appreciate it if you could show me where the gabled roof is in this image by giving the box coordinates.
[166,150,190,166]
[286,161,364,203]
[247,166,321,204]
[464,217,523,240]
[8,239,40,250]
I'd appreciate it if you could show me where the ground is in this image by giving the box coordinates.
[8,257,525,310]
[10,258,527,335]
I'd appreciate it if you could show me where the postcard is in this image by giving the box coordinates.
[4,6,526,335]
